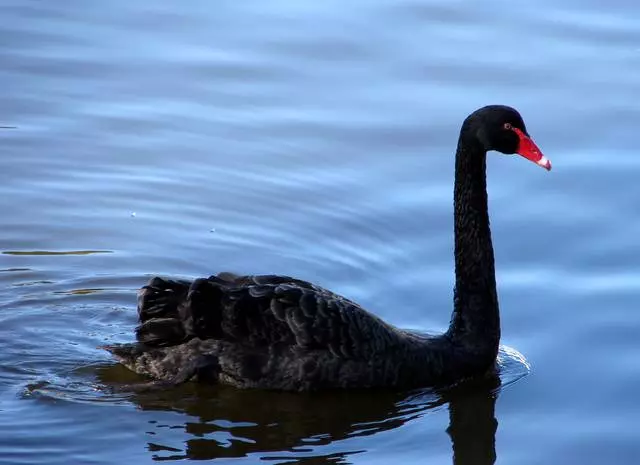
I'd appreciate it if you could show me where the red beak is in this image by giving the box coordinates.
[511,127,551,171]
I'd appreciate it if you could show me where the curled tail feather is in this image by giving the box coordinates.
[135,277,226,347]
[135,277,190,346]
[137,277,190,322]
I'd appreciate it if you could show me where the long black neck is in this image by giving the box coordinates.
[446,129,500,359]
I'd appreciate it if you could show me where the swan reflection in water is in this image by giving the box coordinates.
[97,363,513,464]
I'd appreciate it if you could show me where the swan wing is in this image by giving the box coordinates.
[135,274,402,359]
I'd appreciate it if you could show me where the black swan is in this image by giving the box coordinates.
[104,105,551,391]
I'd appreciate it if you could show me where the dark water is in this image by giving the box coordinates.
[1,0,639,463]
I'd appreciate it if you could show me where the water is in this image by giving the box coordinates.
[1,0,639,463]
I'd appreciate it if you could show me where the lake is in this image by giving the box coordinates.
[1,0,639,464]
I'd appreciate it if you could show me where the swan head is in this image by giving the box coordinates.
[466,105,551,171]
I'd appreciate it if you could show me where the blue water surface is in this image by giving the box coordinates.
[1,0,639,463]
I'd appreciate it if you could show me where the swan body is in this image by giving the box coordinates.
[107,274,472,390]
[105,105,550,391]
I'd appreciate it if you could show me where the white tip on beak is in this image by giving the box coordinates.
[537,156,552,171]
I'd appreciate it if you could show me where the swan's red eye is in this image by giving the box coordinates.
[503,123,512,130]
